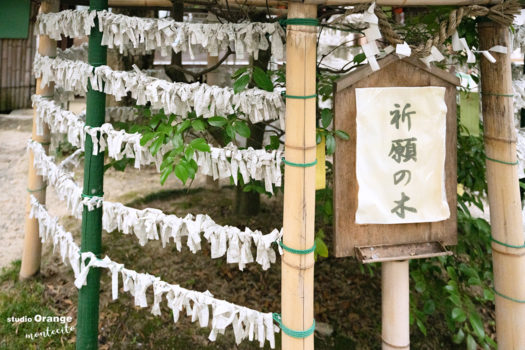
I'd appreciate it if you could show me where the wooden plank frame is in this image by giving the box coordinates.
[333,54,459,258]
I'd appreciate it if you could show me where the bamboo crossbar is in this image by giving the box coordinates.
[80,0,513,8]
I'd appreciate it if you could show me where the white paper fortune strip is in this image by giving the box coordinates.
[513,79,525,114]
[35,9,285,60]
[31,95,283,192]
[29,196,279,347]
[513,25,525,53]
[33,54,285,125]
[28,140,282,270]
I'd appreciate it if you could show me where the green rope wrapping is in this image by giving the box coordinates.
[272,313,316,338]
[493,289,525,304]
[27,186,47,193]
[279,240,316,255]
[282,157,317,168]
[285,94,317,100]
[31,139,51,145]
[279,18,319,27]
[81,193,104,198]
[491,236,525,249]
[485,156,519,165]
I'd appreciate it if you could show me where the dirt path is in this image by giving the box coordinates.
[0,110,215,269]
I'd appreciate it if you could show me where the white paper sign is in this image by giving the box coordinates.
[355,87,450,224]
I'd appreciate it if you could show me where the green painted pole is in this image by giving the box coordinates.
[76,0,107,349]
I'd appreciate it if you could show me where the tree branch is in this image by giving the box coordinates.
[165,48,234,81]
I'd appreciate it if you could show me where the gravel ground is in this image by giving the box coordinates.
[0,108,218,269]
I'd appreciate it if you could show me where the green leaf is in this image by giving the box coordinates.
[232,67,248,79]
[266,135,280,150]
[314,236,329,258]
[150,135,165,156]
[252,66,274,92]
[483,288,494,301]
[190,138,210,152]
[160,166,172,185]
[140,132,156,146]
[174,163,189,184]
[208,116,228,127]
[234,121,251,138]
[184,146,195,161]
[416,318,427,336]
[452,328,465,344]
[335,130,350,140]
[321,109,333,128]
[423,300,435,315]
[178,120,191,133]
[233,74,250,94]
[451,307,467,323]
[191,119,206,131]
[353,53,366,64]
[469,312,485,339]
[326,134,336,155]
[466,334,477,350]
[225,124,235,140]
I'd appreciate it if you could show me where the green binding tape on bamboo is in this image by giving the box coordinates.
[31,139,51,145]
[491,236,525,249]
[282,157,317,168]
[285,94,317,99]
[493,289,525,303]
[272,313,316,338]
[279,240,316,255]
[485,155,519,165]
[279,18,319,27]
[81,193,104,198]
[27,186,47,193]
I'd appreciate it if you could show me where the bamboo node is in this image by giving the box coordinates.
[284,143,317,151]
[483,135,517,144]
[381,337,410,349]
[282,257,315,270]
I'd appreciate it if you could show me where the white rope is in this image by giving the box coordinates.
[29,196,279,347]
[513,79,525,114]
[28,140,283,270]
[32,95,283,191]
[513,24,525,53]
[57,42,89,62]
[33,54,285,125]
[35,9,285,60]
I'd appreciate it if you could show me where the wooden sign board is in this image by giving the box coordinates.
[333,55,459,258]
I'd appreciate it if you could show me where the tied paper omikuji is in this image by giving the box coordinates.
[355,87,450,224]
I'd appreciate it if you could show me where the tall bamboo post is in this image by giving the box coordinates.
[76,0,108,348]
[19,0,59,280]
[478,21,525,349]
[381,261,410,350]
[281,3,317,349]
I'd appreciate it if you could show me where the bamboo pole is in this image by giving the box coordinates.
[381,261,410,350]
[19,0,59,281]
[478,21,525,349]
[76,0,108,349]
[281,3,317,349]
